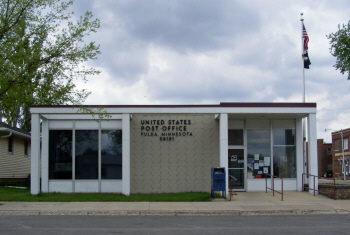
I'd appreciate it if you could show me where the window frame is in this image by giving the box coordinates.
[327,147,332,155]
[48,128,123,181]
[335,140,339,151]
[344,138,348,150]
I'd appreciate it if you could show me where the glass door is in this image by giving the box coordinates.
[228,149,245,190]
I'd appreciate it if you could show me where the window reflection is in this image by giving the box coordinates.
[273,129,296,178]
[49,130,72,179]
[75,130,98,179]
[101,130,122,179]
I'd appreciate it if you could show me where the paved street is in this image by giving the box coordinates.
[1,191,350,234]
[1,214,350,234]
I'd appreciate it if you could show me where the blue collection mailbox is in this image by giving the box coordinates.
[211,167,226,199]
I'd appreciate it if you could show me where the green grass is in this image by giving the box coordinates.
[0,186,212,202]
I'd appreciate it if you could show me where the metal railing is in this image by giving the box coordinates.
[302,173,336,199]
[228,175,237,201]
[265,174,283,201]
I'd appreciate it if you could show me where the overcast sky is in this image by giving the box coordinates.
[69,0,350,142]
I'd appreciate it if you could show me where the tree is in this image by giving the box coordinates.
[327,21,350,80]
[0,0,101,131]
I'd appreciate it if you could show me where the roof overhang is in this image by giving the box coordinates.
[0,127,31,139]
[30,102,316,121]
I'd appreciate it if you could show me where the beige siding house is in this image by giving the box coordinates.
[0,123,31,182]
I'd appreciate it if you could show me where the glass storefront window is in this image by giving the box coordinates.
[49,128,123,180]
[247,129,271,179]
[49,130,72,179]
[75,130,98,179]
[273,129,296,178]
[273,129,295,145]
[228,129,244,145]
[101,130,122,179]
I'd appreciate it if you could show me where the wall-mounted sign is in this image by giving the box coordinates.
[140,119,193,141]
[231,155,237,161]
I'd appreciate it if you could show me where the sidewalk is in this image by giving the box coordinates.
[1,191,350,216]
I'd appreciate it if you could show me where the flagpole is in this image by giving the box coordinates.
[300,13,307,178]
[301,13,305,102]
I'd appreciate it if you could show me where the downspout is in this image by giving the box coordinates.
[0,131,12,139]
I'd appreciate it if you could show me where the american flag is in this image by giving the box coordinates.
[303,23,309,51]
[302,22,311,69]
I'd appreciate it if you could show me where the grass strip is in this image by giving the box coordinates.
[0,186,212,202]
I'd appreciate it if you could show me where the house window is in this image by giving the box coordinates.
[327,148,332,155]
[24,141,28,157]
[335,140,339,151]
[8,137,13,154]
[344,138,348,150]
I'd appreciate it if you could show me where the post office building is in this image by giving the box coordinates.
[30,102,318,195]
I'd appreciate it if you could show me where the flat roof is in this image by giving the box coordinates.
[32,102,317,108]
[31,102,317,120]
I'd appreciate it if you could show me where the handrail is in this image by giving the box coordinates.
[302,173,336,199]
[228,175,237,201]
[265,174,283,201]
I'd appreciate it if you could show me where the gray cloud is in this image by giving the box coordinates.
[68,0,350,141]
[101,1,260,52]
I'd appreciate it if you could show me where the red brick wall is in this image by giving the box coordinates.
[331,128,350,179]
[307,139,332,177]
[317,139,332,177]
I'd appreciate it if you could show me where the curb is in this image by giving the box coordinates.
[0,209,348,216]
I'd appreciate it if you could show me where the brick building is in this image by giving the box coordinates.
[306,139,332,177]
[331,128,350,179]
[317,139,332,177]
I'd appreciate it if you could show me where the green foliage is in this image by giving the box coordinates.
[76,105,112,122]
[0,186,212,202]
[0,0,101,131]
[327,21,350,80]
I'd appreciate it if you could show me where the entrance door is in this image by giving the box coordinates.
[228,149,245,190]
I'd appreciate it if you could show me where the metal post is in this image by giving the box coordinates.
[341,130,345,181]
[272,176,274,197]
[300,13,307,178]
[282,180,283,201]
[302,173,304,192]
[313,175,315,196]
[300,13,305,103]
